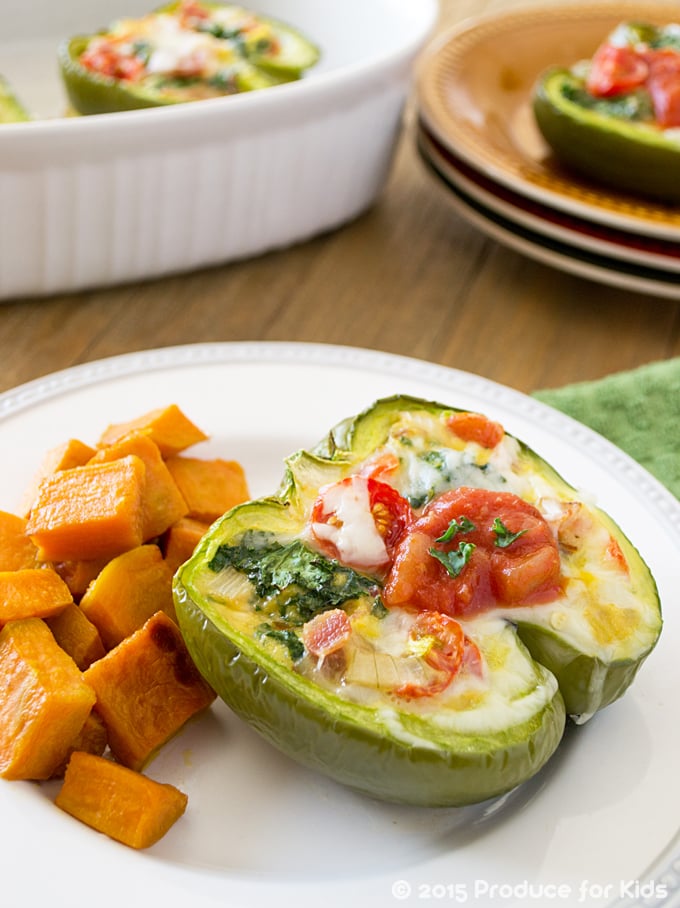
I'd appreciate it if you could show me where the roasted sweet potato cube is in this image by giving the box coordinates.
[25,455,146,562]
[98,404,208,458]
[165,456,249,523]
[163,516,210,573]
[79,545,176,649]
[90,432,188,540]
[84,611,215,770]
[45,602,106,670]
[0,510,41,570]
[54,558,110,600]
[56,751,188,848]
[20,438,96,516]
[51,711,108,779]
[0,568,72,627]
[0,618,96,780]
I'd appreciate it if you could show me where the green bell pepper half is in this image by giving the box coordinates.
[173,395,661,805]
[0,76,30,124]
[533,67,680,202]
[58,2,319,116]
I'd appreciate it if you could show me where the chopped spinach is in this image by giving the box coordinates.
[562,83,653,122]
[209,531,377,625]
[371,596,389,619]
[131,40,152,65]
[256,623,305,662]
[421,450,448,472]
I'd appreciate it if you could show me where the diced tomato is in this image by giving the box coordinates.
[646,52,680,127]
[447,412,505,449]
[606,536,629,573]
[80,41,146,82]
[461,635,484,677]
[309,476,413,571]
[586,43,649,97]
[359,451,400,483]
[383,487,562,617]
[178,0,211,24]
[395,611,482,699]
[302,609,352,658]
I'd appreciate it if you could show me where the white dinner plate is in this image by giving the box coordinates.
[418,134,680,300]
[1,342,679,908]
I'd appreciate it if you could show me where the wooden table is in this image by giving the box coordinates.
[1,0,679,398]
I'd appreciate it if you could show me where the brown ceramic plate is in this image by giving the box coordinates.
[416,1,680,239]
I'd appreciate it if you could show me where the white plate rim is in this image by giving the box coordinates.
[0,340,679,908]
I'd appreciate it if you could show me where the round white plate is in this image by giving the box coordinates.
[418,135,680,300]
[1,342,678,908]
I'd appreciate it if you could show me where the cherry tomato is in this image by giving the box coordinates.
[383,487,561,617]
[646,51,680,127]
[447,412,504,449]
[586,43,649,97]
[359,451,400,483]
[395,612,483,699]
[309,476,413,571]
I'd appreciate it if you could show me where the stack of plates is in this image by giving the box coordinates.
[415,1,680,299]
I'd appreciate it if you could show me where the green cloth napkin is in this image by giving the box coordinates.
[533,357,680,500]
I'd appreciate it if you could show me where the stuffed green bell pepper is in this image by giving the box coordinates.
[58,1,320,115]
[173,395,661,807]
[533,21,680,201]
[0,76,30,123]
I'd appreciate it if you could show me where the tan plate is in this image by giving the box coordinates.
[416,1,680,240]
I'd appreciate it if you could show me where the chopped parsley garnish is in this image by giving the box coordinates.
[429,541,476,577]
[435,516,476,543]
[492,518,527,548]
[209,531,377,626]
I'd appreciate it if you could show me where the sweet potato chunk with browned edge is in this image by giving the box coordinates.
[0,618,96,780]
[20,438,96,516]
[25,455,146,562]
[0,568,72,627]
[165,456,249,523]
[56,751,188,848]
[84,611,215,770]
[51,711,108,779]
[98,404,208,458]
[45,602,106,670]
[162,516,210,574]
[80,545,175,649]
[90,431,188,540]
[54,558,110,600]
[0,511,41,570]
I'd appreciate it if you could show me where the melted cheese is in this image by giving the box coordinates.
[311,480,388,569]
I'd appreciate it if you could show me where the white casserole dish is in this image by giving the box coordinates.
[0,0,437,299]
